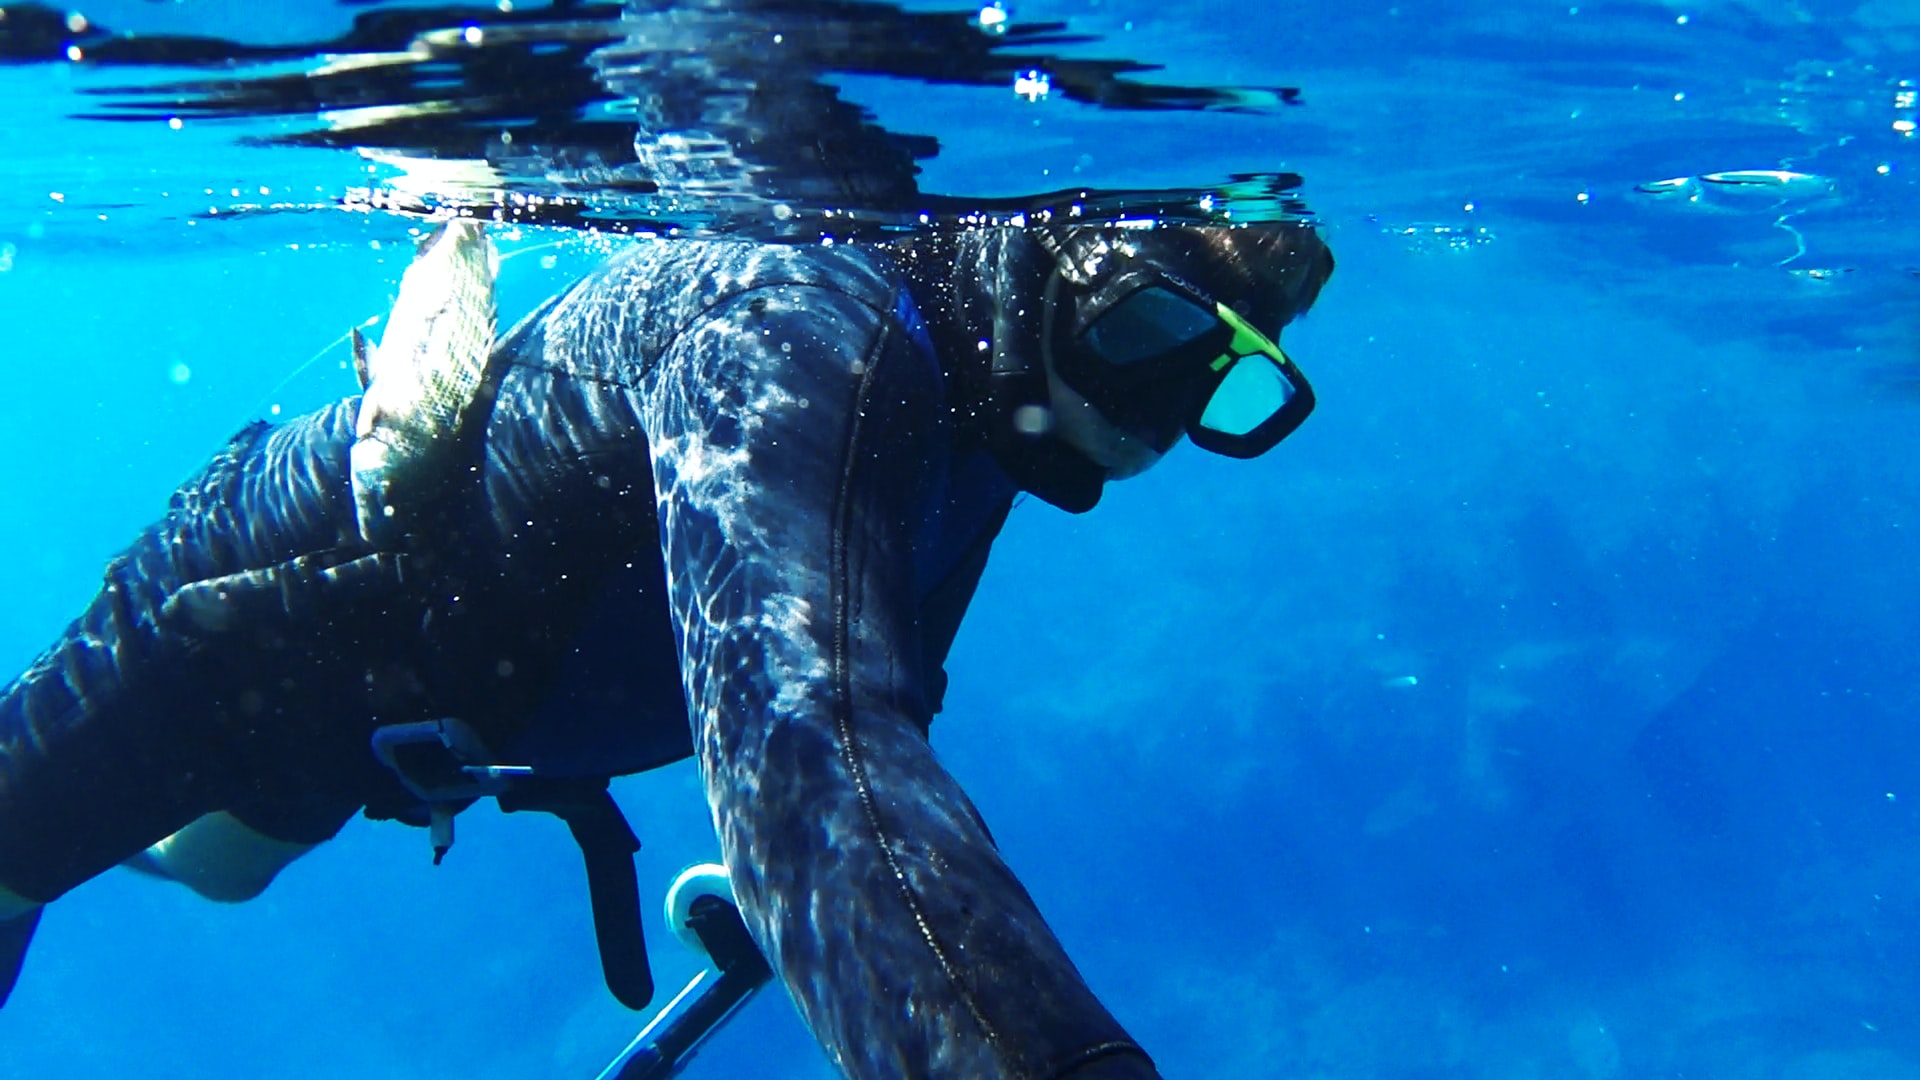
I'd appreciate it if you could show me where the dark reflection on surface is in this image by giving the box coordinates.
[1,0,1313,234]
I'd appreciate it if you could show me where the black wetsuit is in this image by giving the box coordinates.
[0,239,1156,1079]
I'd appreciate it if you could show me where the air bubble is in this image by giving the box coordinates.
[1014,69,1051,102]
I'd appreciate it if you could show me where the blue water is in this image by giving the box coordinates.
[3,0,1918,1076]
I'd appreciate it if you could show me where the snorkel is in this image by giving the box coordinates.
[888,226,1113,512]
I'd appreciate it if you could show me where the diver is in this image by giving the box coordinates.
[0,215,1332,1079]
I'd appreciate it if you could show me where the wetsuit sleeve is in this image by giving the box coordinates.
[0,406,376,903]
[641,284,1155,1079]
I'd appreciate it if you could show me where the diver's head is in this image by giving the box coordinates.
[1006,219,1332,507]
[893,217,1332,511]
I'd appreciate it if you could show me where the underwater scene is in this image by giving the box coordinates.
[2,0,1918,1076]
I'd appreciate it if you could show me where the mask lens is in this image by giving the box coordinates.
[1198,354,1295,437]
[1184,306,1316,459]
[1081,286,1220,366]
[1052,271,1314,460]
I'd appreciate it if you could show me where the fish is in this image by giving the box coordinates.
[348,217,500,547]
[1697,168,1832,197]
[1632,169,1836,208]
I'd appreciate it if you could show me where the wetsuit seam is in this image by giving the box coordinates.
[827,318,1005,1065]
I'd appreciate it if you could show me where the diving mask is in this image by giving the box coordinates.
[1044,264,1315,460]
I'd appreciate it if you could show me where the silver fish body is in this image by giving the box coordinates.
[349,219,500,546]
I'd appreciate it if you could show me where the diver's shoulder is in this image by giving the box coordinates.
[598,237,900,310]
[529,238,906,379]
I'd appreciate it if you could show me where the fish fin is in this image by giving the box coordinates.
[415,221,448,257]
[350,326,373,389]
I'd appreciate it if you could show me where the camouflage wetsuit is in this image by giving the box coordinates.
[0,239,1158,1079]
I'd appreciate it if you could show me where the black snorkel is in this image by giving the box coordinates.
[978,230,1112,513]
[890,227,1111,513]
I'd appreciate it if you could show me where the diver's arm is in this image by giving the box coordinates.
[640,285,1155,1079]
[0,404,371,907]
